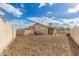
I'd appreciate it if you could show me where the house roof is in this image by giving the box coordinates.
[32,23,48,27]
[24,23,54,30]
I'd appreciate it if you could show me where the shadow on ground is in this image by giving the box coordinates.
[67,36,79,56]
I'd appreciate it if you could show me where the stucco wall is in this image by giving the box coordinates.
[34,25,48,34]
[0,18,16,54]
[24,30,34,35]
[70,28,79,46]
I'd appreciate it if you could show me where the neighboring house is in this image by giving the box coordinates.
[23,28,34,35]
[31,23,49,35]
[24,23,55,35]
[16,23,55,35]
[16,28,34,36]
[16,29,24,36]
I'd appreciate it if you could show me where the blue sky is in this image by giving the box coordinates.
[0,3,79,29]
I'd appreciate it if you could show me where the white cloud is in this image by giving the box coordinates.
[0,3,23,17]
[48,3,54,6]
[46,12,53,16]
[7,16,79,29]
[39,3,54,8]
[60,17,79,28]
[27,16,61,26]
[7,19,35,29]
[51,17,56,19]
[67,4,79,13]
[38,3,46,8]
[21,4,24,8]
[28,16,79,28]
[47,12,53,14]
[0,11,5,16]
[7,19,25,29]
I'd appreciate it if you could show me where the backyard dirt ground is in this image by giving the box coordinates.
[2,33,79,56]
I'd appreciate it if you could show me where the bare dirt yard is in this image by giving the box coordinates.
[3,33,79,56]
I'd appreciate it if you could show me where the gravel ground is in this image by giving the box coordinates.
[2,34,79,56]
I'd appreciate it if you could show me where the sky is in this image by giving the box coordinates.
[0,3,79,29]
